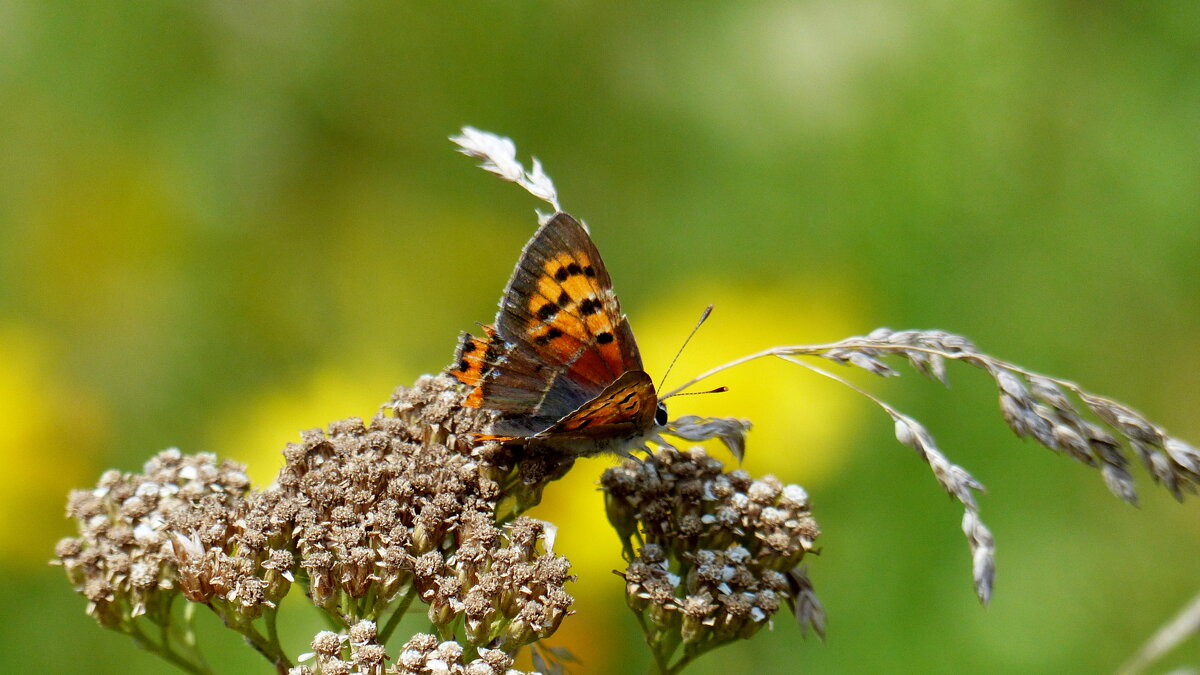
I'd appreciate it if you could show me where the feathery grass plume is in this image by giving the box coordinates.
[662,327,1200,604]
[451,127,561,213]
[666,416,752,463]
[798,328,1200,502]
[601,447,823,674]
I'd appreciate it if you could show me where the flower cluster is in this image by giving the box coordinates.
[55,374,577,672]
[294,621,391,675]
[57,449,255,619]
[391,633,522,675]
[55,450,256,666]
[383,375,572,519]
[601,447,824,672]
[290,621,530,675]
[277,401,576,648]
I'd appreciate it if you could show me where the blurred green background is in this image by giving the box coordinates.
[4,2,1199,673]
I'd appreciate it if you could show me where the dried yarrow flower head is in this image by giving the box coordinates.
[292,621,390,675]
[279,375,576,652]
[55,375,579,673]
[55,450,255,667]
[602,447,824,673]
[391,633,527,675]
[171,486,297,669]
[289,624,538,675]
[383,374,580,518]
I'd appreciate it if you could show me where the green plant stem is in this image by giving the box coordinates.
[164,599,213,673]
[667,642,716,675]
[635,611,672,675]
[378,584,418,644]
[127,620,211,675]
[462,641,480,663]
[240,621,293,674]
[317,605,343,631]
[212,601,293,674]
[264,607,285,668]
[361,584,379,620]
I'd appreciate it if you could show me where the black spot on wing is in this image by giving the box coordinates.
[534,327,565,345]
[485,337,505,360]
[578,298,601,316]
[491,213,637,386]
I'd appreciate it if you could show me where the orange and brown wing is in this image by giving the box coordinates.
[494,213,642,411]
[447,327,499,407]
[535,370,658,440]
[448,325,558,414]
[447,212,647,431]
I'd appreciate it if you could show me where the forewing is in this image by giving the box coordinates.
[506,216,639,373]
[467,212,643,422]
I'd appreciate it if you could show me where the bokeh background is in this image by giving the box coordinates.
[4,2,1199,673]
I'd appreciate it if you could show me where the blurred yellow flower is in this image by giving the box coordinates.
[639,279,868,483]
[0,325,104,567]
[209,364,415,486]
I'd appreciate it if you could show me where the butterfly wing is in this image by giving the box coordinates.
[496,212,643,385]
[450,326,558,412]
[449,212,646,434]
[535,370,658,439]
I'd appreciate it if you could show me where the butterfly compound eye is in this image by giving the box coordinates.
[655,402,668,427]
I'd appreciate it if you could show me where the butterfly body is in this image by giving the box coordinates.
[448,212,665,458]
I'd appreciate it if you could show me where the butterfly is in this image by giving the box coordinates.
[447,212,667,458]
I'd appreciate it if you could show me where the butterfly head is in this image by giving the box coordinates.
[654,400,668,427]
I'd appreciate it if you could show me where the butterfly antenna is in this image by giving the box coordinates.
[657,304,713,392]
[667,385,729,397]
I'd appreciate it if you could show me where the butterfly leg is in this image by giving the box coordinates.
[614,446,644,464]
